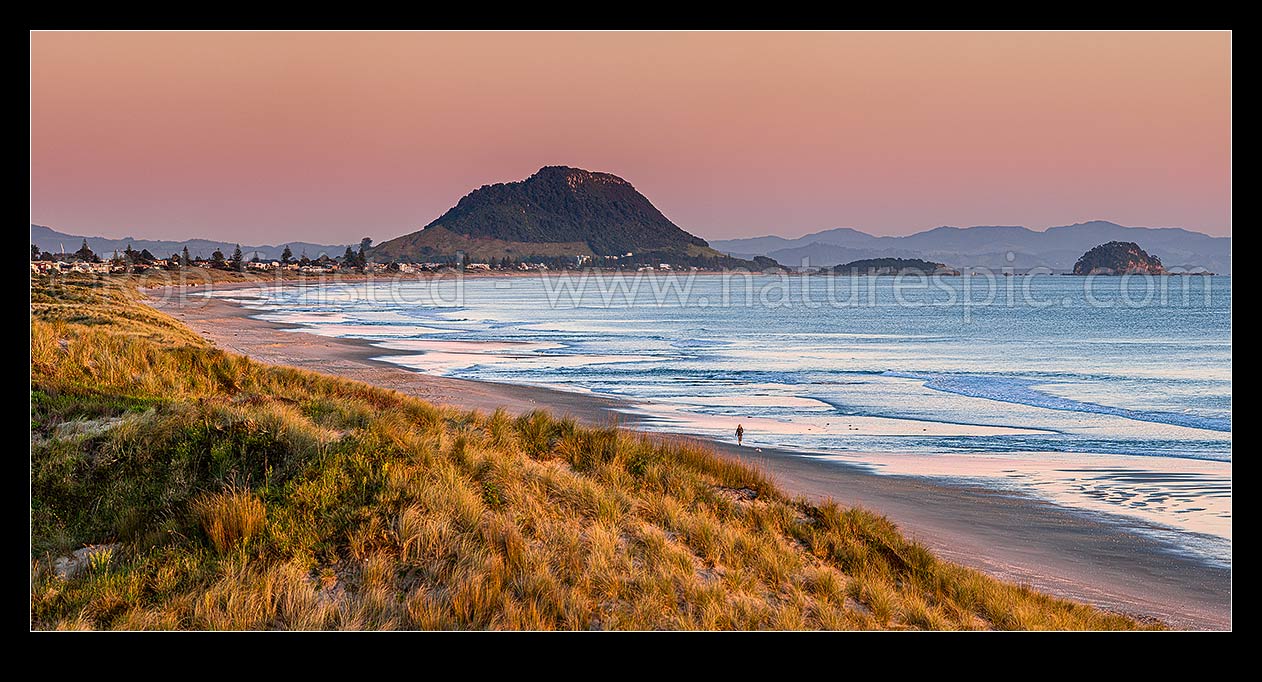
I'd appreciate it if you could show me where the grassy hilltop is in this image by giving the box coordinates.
[29,274,1149,630]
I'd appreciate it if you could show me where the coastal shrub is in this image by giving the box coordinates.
[480,479,505,509]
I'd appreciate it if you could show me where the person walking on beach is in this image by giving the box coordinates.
[736,423,744,446]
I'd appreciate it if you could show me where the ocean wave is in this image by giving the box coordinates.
[887,372,1232,433]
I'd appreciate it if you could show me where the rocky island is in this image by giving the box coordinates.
[1072,241,1167,275]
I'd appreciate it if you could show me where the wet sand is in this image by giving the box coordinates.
[144,282,1231,629]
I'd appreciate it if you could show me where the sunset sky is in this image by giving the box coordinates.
[30,31,1231,244]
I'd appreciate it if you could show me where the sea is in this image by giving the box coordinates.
[210,272,1232,565]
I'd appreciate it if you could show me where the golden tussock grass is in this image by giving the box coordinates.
[192,490,267,554]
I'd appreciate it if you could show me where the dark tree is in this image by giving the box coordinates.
[138,249,157,263]
[74,239,97,263]
[211,249,227,268]
[31,244,40,260]
[182,246,192,266]
[170,253,182,268]
[299,252,311,267]
[41,251,54,261]
[231,244,244,270]
[358,237,373,267]
[343,246,357,269]
[281,245,293,264]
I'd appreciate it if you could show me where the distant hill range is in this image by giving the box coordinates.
[709,221,1230,274]
[30,224,350,262]
[372,166,774,269]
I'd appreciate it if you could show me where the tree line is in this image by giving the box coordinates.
[32,237,378,272]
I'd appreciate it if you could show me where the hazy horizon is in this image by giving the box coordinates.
[31,31,1231,243]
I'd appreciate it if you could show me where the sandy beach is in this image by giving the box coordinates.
[145,281,1231,629]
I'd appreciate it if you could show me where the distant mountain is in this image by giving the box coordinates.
[30,224,350,262]
[1072,241,1167,275]
[372,166,770,268]
[710,221,1230,273]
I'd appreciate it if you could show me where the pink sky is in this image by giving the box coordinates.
[30,31,1231,243]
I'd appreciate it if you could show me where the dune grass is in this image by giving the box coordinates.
[29,273,1154,630]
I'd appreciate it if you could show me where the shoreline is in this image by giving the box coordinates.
[144,280,1232,630]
